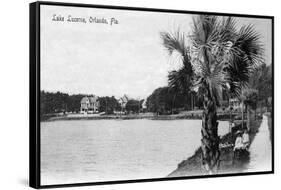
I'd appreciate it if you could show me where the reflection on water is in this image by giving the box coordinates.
[41,119,229,185]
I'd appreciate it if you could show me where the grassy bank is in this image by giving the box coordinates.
[168,118,262,177]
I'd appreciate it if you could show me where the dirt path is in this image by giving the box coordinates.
[247,114,272,172]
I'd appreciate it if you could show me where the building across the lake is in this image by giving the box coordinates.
[118,95,129,109]
[141,99,147,112]
[80,96,99,114]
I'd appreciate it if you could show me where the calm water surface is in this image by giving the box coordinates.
[41,119,229,185]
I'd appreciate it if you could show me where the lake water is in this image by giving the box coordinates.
[41,119,229,185]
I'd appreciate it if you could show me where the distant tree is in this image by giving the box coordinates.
[249,63,272,112]
[67,94,86,113]
[147,87,169,114]
[98,96,120,114]
[40,91,69,116]
[242,89,258,130]
[146,87,164,114]
[126,99,140,113]
[146,87,186,114]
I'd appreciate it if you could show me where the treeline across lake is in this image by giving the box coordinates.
[40,88,199,118]
[146,86,203,115]
[40,91,145,116]
[40,91,86,115]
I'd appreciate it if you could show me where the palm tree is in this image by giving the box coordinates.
[161,15,263,174]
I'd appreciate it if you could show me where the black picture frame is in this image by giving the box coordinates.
[30,1,274,188]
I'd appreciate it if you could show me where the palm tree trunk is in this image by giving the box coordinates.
[201,96,220,174]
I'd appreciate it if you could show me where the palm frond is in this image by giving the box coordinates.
[224,24,264,98]
[168,65,193,93]
[160,30,187,57]
[226,55,251,97]
[161,30,194,93]
[231,24,264,69]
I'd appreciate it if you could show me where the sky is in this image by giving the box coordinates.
[40,5,272,99]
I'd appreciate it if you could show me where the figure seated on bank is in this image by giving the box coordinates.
[242,129,250,150]
[233,130,250,158]
[233,131,244,151]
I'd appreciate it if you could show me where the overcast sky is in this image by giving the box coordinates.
[41,5,272,99]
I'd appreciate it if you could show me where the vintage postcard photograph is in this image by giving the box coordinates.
[38,3,273,186]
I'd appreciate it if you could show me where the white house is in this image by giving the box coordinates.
[80,96,99,113]
[142,99,147,110]
[118,95,129,110]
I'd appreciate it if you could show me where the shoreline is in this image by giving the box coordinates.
[167,118,263,177]
[41,112,236,122]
